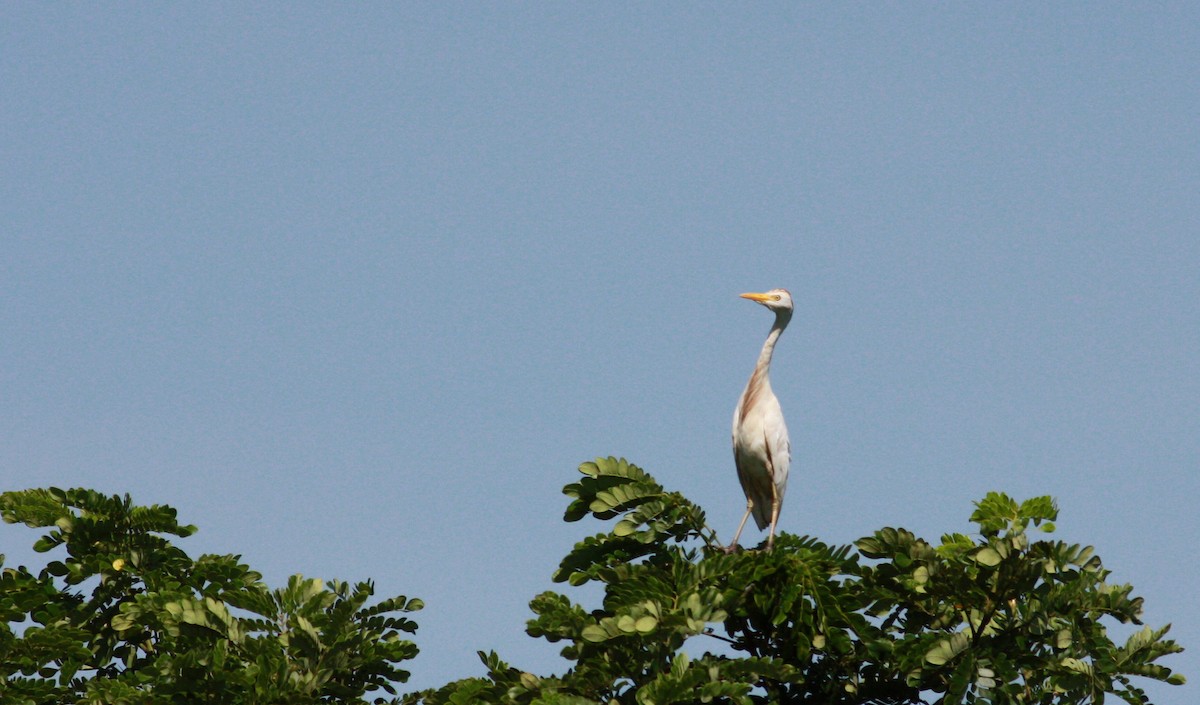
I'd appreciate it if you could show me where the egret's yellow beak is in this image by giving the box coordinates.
[740,292,772,303]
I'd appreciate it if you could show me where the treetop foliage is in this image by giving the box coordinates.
[0,487,420,704]
[410,458,1184,705]
[0,460,1185,705]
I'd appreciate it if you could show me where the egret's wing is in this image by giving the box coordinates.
[733,392,788,531]
[762,402,790,500]
[733,443,772,531]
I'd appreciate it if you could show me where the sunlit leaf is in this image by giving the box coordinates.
[974,547,1002,566]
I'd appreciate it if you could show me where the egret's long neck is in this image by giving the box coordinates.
[738,310,791,424]
[753,310,792,377]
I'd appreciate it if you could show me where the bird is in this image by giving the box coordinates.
[728,288,793,552]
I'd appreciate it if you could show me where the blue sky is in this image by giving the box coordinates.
[3,4,1197,700]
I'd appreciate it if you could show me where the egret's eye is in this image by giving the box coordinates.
[772,295,781,301]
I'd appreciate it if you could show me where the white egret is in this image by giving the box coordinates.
[728,289,792,552]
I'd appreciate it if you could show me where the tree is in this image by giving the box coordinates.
[0,488,421,704]
[1,461,1185,704]
[406,457,1184,705]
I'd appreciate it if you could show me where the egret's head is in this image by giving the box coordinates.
[740,289,793,314]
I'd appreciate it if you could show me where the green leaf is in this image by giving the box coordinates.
[1056,629,1073,649]
[913,565,929,584]
[974,547,1002,566]
[1019,495,1058,523]
[670,651,690,679]
[971,492,1020,536]
[926,631,971,666]
[613,520,638,537]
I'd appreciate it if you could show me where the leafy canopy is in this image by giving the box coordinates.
[408,457,1184,705]
[0,460,1185,705]
[0,487,421,704]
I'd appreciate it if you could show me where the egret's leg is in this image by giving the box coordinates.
[766,484,781,552]
[727,498,754,553]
